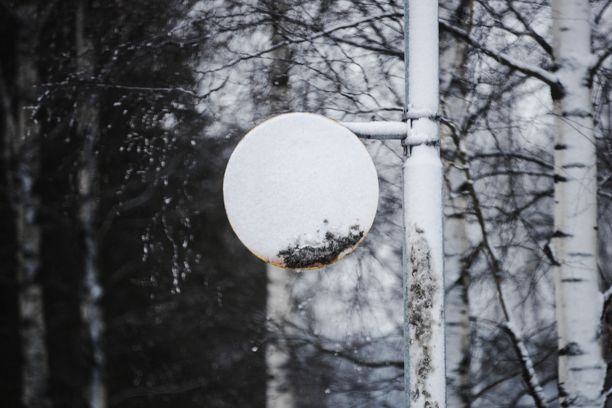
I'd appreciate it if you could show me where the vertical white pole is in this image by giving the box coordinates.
[403,1,446,407]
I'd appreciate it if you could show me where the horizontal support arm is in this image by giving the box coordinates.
[341,120,439,146]
[340,121,407,140]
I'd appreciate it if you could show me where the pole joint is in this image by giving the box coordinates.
[401,110,440,156]
[404,110,440,122]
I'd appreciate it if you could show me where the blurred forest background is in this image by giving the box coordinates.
[1,0,611,407]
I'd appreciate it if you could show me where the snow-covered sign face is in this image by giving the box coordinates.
[223,112,379,270]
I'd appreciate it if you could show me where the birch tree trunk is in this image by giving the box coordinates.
[551,0,606,405]
[75,2,107,407]
[0,4,51,407]
[443,175,471,407]
[14,69,48,408]
[403,0,445,406]
[266,267,295,408]
[441,3,473,405]
[265,2,295,407]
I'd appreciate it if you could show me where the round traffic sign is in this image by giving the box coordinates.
[223,113,379,269]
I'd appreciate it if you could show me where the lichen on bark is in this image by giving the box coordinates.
[408,227,439,408]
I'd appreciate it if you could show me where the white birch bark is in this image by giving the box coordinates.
[403,1,445,406]
[76,3,107,407]
[443,177,471,407]
[440,4,473,405]
[266,266,295,408]
[0,4,51,407]
[265,3,295,407]
[551,0,606,405]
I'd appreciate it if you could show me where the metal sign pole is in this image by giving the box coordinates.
[227,0,446,405]
[343,1,445,406]
[402,0,445,406]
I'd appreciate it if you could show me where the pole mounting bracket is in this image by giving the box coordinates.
[404,109,440,121]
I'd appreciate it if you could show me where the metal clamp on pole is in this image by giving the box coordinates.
[402,110,441,156]
[404,109,440,121]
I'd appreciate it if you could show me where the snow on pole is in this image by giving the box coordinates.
[402,0,446,407]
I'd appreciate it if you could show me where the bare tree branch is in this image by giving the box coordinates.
[201,12,402,74]
[439,19,562,93]
[442,117,550,408]
[589,46,612,82]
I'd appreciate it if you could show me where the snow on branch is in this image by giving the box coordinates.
[470,343,556,403]
[439,20,562,93]
[603,286,612,302]
[501,321,549,408]
[443,118,549,408]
